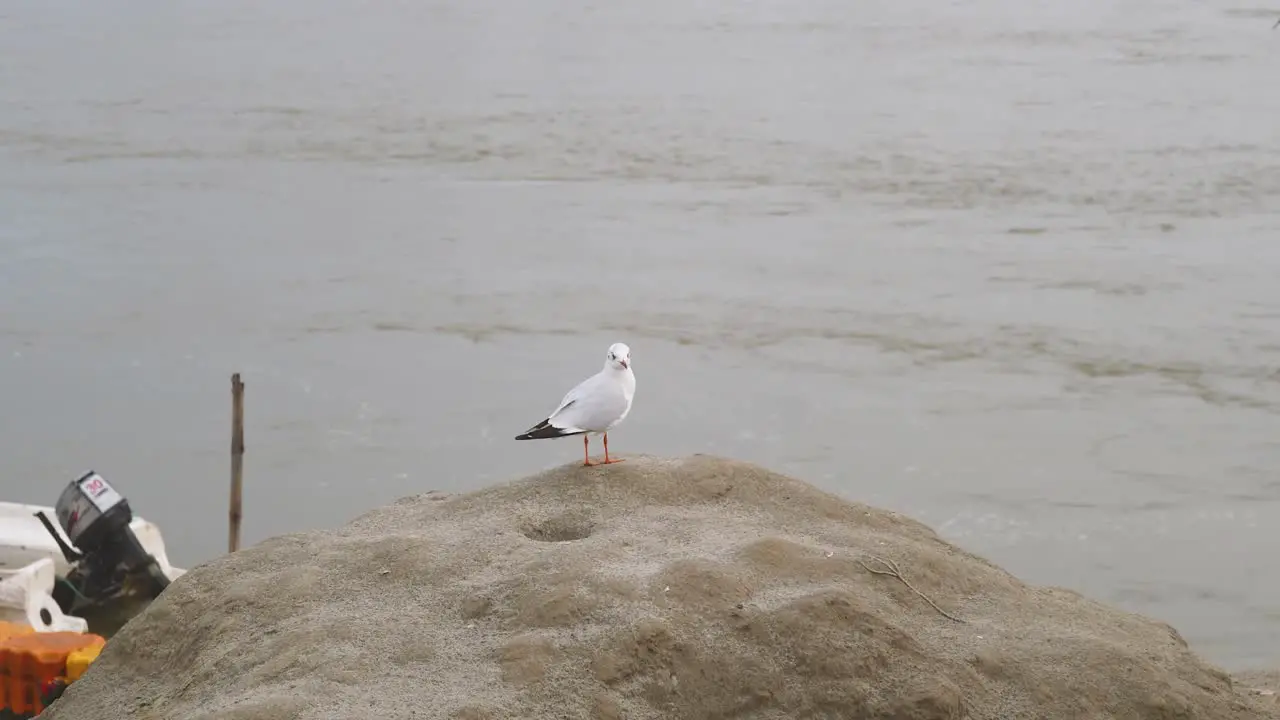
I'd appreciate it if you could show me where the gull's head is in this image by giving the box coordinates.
[606,342,631,371]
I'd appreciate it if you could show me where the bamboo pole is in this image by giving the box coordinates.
[229,373,245,553]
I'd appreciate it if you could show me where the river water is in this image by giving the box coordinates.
[2,0,1278,671]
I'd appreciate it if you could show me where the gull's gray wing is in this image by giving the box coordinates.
[546,371,627,433]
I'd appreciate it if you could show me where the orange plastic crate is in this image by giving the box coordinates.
[0,623,34,643]
[0,631,105,715]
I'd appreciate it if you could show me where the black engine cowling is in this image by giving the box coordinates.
[35,471,171,616]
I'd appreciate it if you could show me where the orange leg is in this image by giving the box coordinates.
[601,432,624,464]
[582,435,596,466]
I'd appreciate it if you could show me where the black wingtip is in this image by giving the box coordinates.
[514,418,584,441]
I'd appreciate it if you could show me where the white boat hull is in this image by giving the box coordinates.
[0,501,185,633]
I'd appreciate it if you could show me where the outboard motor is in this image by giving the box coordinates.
[34,471,171,617]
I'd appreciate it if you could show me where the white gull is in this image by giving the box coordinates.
[515,342,636,466]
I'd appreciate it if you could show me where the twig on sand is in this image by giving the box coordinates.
[858,555,966,624]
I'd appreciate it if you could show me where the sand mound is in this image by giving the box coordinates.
[43,455,1273,719]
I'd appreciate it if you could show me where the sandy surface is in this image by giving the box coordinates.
[1234,671,1280,716]
[44,455,1279,719]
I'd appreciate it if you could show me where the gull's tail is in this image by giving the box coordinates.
[514,418,585,440]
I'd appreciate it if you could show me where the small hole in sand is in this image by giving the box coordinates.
[522,516,594,542]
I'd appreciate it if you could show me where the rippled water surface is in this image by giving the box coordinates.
[2,0,1278,670]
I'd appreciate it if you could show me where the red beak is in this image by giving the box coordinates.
[620,359,628,369]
